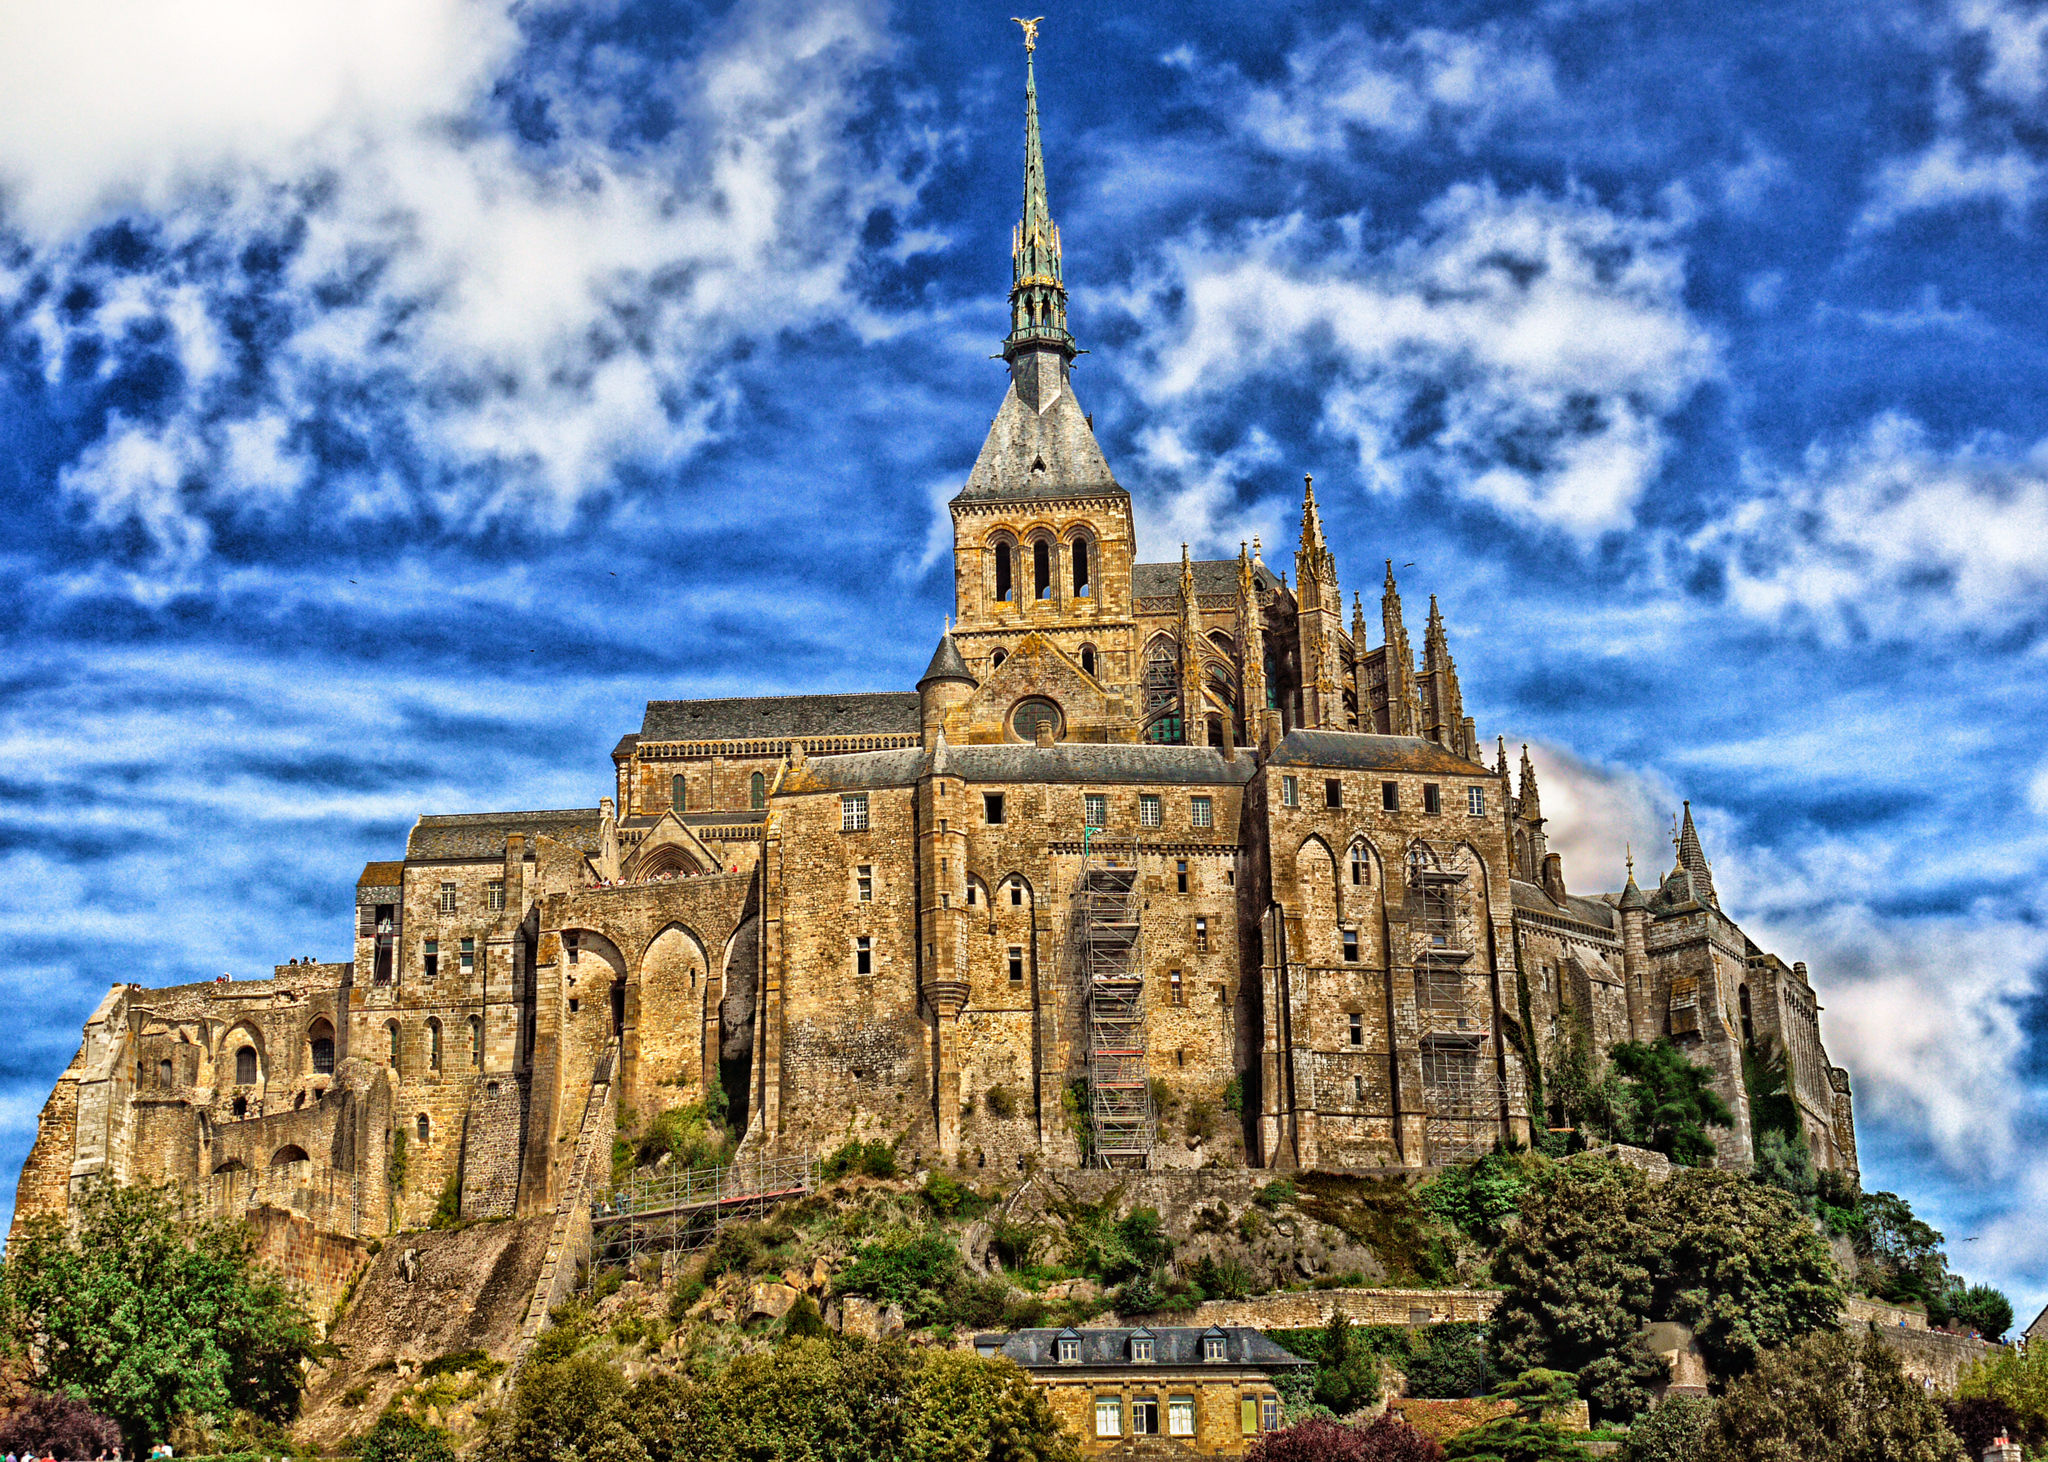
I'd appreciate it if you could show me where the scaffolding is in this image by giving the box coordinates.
[587,1154,819,1271]
[1072,842,1153,1167]
[1405,843,1504,1162]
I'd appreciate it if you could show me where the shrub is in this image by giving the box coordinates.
[920,1172,992,1220]
[1957,1340,2048,1450]
[822,1138,899,1181]
[1222,1074,1245,1115]
[1441,1369,1587,1462]
[834,1230,963,1329]
[1941,1397,2022,1459]
[1421,1155,1528,1246]
[1403,1325,1490,1400]
[985,1084,1018,1120]
[429,1172,462,1229]
[1935,1283,2014,1341]
[1255,1179,1297,1209]
[1311,1315,1383,1415]
[1607,1039,1736,1166]
[1191,1253,1255,1301]
[635,1101,733,1171]
[782,1295,829,1341]
[500,1352,627,1462]
[1699,1330,1963,1462]
[989,1212,1046,1271]
[357,1408,455,1462]
[1617,1396,1716,1462]
[1251,1415,1444,1462]
[0,1393,122,1459]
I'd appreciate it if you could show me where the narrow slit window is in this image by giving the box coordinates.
[751,771,766,810]
[1009,947,1025,984]
[1381,781,1398,811]
[995,542,1013,602]
[1351,848,1368,885]
[855,937,873,976]
[1176,859,1188,893]
[1194,917,1209,953]
[1354,1074,1365,1103]
[1034,540,1052,600]
[469,1016,482,1067]
[424,939,439,980]
[1080,645,1096,677]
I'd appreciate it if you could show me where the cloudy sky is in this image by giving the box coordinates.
[2,0,2043,1324]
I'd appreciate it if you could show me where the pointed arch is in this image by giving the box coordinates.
[1291,834,1342,966]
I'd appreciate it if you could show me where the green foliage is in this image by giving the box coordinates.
[919,1172,992,1220]
[1255,1179,1297,1209]
[1698,1330,1964,1462]
[833,1230,963,1328]
[1268,1324,1490,1401]
[417,1349,502,1381]
[1310,1315,1383,1415]
[1421,1155,1529,1246]
[1617,1397,1716,1462]
[1491,1158,1842,1422]
[635,1102,735,1173]
[989,1212,1047,1272]
[820,1137,899,1181]
[1607,1039,1735,1165]
[430,1171,463,1229]
[1222,1074,1245,1115]
[1441,1369,1588,1462]
[530,1302,597,1366]
[1752,1128,1817,1207]
[358,1408,456,1462]
[499,1350,630,1462]
[1190,1253,1256,1302]
[985,1084,1018,1120]
[387,1126,409,1194]
[1052,1201,1174,1285]
[0,1181,317,1448]
[1185,1096,1221,1142]
[1958,1337,2048,1448]
[1936,1283,2014,1342]
[1291,1173,1451,1285]
[781,1295,828,1341]
[1062,1080,1093,1161]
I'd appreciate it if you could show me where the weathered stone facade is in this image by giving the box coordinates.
[9,44,1856,1287]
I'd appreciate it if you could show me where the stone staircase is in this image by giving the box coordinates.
[512,1044,619,1360]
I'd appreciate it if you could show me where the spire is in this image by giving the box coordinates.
[1619,845,1648,912]
[1300,474,1327,553]
[1295,474,1336,592]
[1497,735,1510,778]
[1675,801,1718,908]
[1004,19,1074,368]
[1179,543,1204,743]
[1352,592,1369,651]
[918,632,976,688]
[1380,561,1418,737]
[1518,743,1542,820]
[1239,541,1269,736]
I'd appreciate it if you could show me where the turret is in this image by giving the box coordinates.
[1618,852,1650,1039]
[1381,562,1420,737]
[1673,801,1719,909]
[917,629,977,750]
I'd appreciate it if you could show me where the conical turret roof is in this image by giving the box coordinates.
[917,633,976,688]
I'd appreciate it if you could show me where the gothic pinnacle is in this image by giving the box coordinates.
[1003,18,1073,365]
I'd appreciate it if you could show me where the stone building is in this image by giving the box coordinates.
[10,38,1858,1279]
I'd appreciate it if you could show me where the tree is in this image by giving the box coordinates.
[1441,1369,1587,1462]
[1855,1191,1947,1304]
[0,1181,316,1449]
[900,1350,1080,1462]
[1700,1331,1963,1462]
[1607,1040,1734,1166]
[1311,1314,1383,1416]
[1957,1340,2048,1450]
[1936,1283,2013,1342]
[1421,1156,1529,1247]
[500,1350,628,1462]
[1941,1397,2024,1459]
[358,1407,458,1462]
[1616,1396,1715,1462]
[1251,1415,1444,1462]
[0,1393,123,1459]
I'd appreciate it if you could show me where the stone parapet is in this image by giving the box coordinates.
[1126,1287,1501,1331]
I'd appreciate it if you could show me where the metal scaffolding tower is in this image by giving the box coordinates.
[586,1154,819,1272]
[1406,843,1504,1163]
[1072,847,1152,1167]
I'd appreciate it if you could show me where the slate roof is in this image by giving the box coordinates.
[975,1326,1310,1370]
[779,742,1259,793]
[407,809,601,861]
[955,374,1125,504]
[639,693,920,742]
[357,861,404,890]
[611,734,640,760]
[1510,879,1621,932]
[918,635,976,688]
[1131,559,1283,601]
[1267,729,1489,776]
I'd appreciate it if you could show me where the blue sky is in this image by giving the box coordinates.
[2,0,2044,1327]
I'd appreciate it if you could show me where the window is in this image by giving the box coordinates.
[1010,882,1024,906]
[1169,1396,1196,1437]
[1169,969,1183,1005]
[995,542,1013,602]
[428,1019,442,1071]
[156,1056,173,1087]
[1176,859,1188,893]
[1131,1333,1154,1362]
[469,1016,482,1067]
[1085,794,1107,828]
[438,882,456,913]
[1381,781,1398,811]
[671,774,687,812]
[235,1046,257,1085]
[1203,1334,1226,1362]
[232,1095,248,1118]
[1351,847,1369,885]
[487,880,505,912]
[460,937,475,975]
[1467,785,1486,817]
[1080,645,1096,677]
[1349,1012,1364,1045]
[1325,778,1343,809]
[1032,538,1052,599]
[855,937,873,976]
[1132,1397,1159,1435]
[1140,794,1162,828]
[568,998,579,1014]
[1072,538,1090,596]
[1423,783,1441,815]
[1225,867,1235,887]
[857,865,873,902]
[1191,795,1213,828]
[991,647,1007,670]
[566,932,580,965]
[1342,929,1359,963]
[1095,1398,1122,1438]
[424,939,439,980]
[1355,1074,1366,1103]
[1281,775,1298,807]
[966,883,977,906]
[1059,1336,1080,1363]
[984,793,1005,824]
[841,793,870,831]
[1194,917,1209,953]
[387,1021,400,1067]
[1262,1396,1282,1432]
[1242,1399,1259,1435]
[1009,947,1025,985]
[417,1113,430,1143]
[1012,698,1061,742]
[311,1027,335,1074]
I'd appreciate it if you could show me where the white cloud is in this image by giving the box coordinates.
[1857,135,2043,232]
[1696,412,2048,639]
[1116,184,1718,540]
[1511,739,1679,894]
[1959,0,2048,103]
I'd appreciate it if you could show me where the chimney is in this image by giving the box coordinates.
[1985,1437,2022,1462]
[1540,852,1567,904]
[1034,721,1055,748]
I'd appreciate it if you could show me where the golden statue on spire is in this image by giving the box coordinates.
[1012,16,1042,50]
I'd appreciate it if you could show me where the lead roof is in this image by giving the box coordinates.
[779,742,1259,793]
[954,374,1125,505]
[639,693,921,742]
[1130,559,1283,600]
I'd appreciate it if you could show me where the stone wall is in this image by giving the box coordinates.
[1862,1323,2002,1392]
[245,1204,372,1329]
[1136,1287,1501,1331]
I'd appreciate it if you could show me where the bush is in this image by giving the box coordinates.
[920,1172,992,1220]
[1222,1075,1245,1115]
[834,1231,963,1329]
[1607,1039,1735,1166]
[499,1351,628,1462]
[1403,1325,1490,1400]
[1941,1397,2023,1458]
[1957,1340,2048,1450]
[989,1213,1046,1271]
[985,1084,1018,1120]
[1699,1330,1963,1462]
[357,1408,455,1462]
[1191,1253,1256,1301]
[1311,1315,1383,1415]
[1251,1415,1444,1462]
[0,1393,122,1459]
[1617,1396,1716,1462]
[1441,1369,1587,1462]
[1255,1179,1297,1209]
[429,1172,463,1229]
[1421,1155,1528,1246]
[635,1101,733,1171]
[821,1137,899,1181]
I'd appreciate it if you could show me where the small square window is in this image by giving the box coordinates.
[855,937,873,976]
[841,793,870,831]
[1342,929,1359,963]
[438,882,456,914]
[1348,1012,1363,1045]
[1140,794,1162,828]
[1010,882,1024,906]
[568,998,579,1014]
[1194,917,1209,954]
[857,865,873,902]
[984,793,1005,825]
[1191,796,1213,828]
[967,884,978,906]
[1424,783,1442,815]
[1467,786,1486,817]
[487,880,505,912]
[1176,859,1189,893]
[1009,947,1025,984]
[1381,781,1398,811]
[1085,794,1107,828]
[1324,778,1342,809]
[1281,775,1298,808]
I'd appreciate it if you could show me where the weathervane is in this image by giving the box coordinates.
[1012,16,1042,51]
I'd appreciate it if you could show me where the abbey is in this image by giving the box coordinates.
[11,45,1857,1279]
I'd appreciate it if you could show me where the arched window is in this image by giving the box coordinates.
[750,771,766,810]
[1034,539,1052,600]
[387,1020,401,1068]
[1079,644,1096,678]
[671,774,686,814]
[991,647,1008,670]
[308,1017,335,1075]
[427,1018,442,1072]
[469,1015,483,1068]
[235,1046,257,1085]
[416,1113,430,1143]
[1072,538,1091,597]
[1351,846,1370,886]
[1143,643,1182,744]
[158,1058,174,1087]
[995,542,1014,602]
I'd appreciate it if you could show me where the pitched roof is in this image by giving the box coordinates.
[974,1326,1311,1369]
[357,861,404,890]
[774,741,1259,794]
[1131,559,1282,601]
[639,693,920,742]
[406,809,601,861]
[1267,729,1489,776]
[954,374,1124,505]
[1510,878,1620,932]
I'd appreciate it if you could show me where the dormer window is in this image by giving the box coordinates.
[1203,1332,1227,1362]
[1058,1332,1081,1364]
[1130,1329,1154,1363]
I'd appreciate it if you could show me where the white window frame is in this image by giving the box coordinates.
[438,882,456,914]
[1281,775,1298,807]
[857,865,873,902]
[841,793,870,831]
[1190,795,1213,828]
[1203,1335,1226,1362]
[1139,794,1162,828]
[1084,793,1107,828]
[1131,1334,1154,1362]
[1058,1336,1080,1363]
[1169,1396,1197,1437]
[487,880,506,912]
[1095,1397,1122,1438]
[460,938,475,975]
[1468,785,1486,817]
